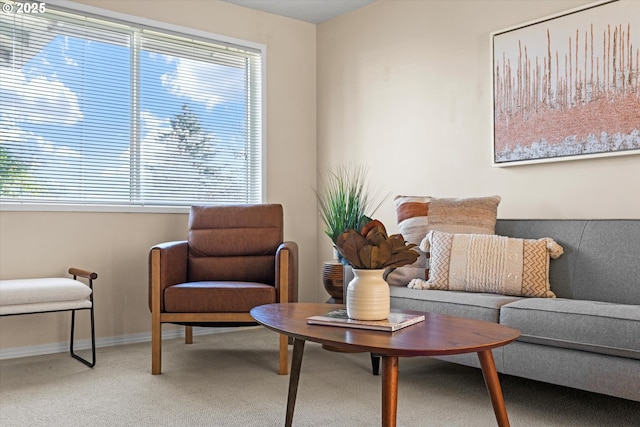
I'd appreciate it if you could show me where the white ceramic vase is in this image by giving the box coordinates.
[346,269,390,320]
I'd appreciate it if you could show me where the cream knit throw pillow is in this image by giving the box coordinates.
[408,230,563,298]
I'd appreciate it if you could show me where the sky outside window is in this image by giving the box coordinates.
[0,7,259,207]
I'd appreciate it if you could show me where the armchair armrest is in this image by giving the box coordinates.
[149,241,188,312]
[276,241,298,303]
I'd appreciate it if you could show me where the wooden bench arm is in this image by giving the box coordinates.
[68,268,98,280]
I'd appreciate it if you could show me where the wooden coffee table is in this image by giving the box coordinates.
[251,303,520,427]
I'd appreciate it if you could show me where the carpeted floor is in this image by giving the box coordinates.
[0,327,638,426]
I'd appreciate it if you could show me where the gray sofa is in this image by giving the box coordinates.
[388,219,640,402]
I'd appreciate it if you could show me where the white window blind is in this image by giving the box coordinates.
[0,2,263,208]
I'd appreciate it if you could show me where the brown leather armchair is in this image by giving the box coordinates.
[149,204,298,375]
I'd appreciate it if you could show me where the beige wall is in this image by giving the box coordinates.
[316,0,640,263]
[0,0,319,350]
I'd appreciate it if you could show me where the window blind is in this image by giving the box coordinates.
[0,2,263,208]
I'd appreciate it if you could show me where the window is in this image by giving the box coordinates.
[0,1,263,210]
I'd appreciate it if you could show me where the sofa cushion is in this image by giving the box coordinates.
[409,231,563,298]
[389,286,523,323]
[386,195,501,286]
[500,298,640,360]
[571,220,640,305]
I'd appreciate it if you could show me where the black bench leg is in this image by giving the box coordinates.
[70,306,96,367]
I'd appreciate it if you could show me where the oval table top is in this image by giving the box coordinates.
[251,303,520,358]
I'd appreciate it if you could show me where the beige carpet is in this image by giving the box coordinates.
[0,327,638,426]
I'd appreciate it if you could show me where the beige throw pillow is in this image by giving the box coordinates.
[408,230,563,298]
[385,195,501,286]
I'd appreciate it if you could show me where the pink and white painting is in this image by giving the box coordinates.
[491,0,639,166]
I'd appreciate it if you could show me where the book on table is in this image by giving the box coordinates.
[306,309,425,332]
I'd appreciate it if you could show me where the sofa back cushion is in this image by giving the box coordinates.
[495,219,640,305]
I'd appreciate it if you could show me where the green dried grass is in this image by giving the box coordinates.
[316,164,386,244]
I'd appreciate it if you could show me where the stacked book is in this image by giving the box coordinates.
[307,309,424,332]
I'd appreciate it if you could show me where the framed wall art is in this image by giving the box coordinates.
[491,0,639,166]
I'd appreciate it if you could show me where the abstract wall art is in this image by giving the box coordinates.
[491,0,639,166]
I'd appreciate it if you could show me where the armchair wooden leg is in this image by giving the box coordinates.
[185,325,193,344]
[279,333,289,375]
[152,317,162,375]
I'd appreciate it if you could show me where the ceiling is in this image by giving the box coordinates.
[222,0,376,24]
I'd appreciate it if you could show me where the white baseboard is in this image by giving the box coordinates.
[0,326,241,360]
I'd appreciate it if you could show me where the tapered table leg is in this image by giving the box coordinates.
[381,356,399,427]
[371,353,381,375]
[477,350,510,427]
[285,338,305,427]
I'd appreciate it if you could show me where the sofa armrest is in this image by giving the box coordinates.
[276,241,298,303]
[149,241,188,312]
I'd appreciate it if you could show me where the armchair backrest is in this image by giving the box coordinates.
[187,204,283,285]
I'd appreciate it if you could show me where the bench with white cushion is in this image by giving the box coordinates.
[0,268,97,367]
